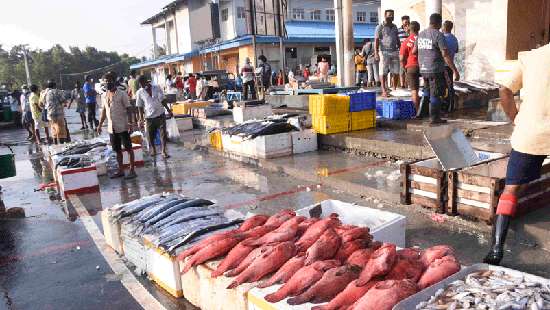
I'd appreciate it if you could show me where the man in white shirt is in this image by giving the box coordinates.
[136,75,173,158]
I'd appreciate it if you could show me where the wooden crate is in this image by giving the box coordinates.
[400,158,447,213]
[448,157,550,223]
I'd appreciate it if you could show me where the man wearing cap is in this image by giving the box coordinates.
[483,43,550,265]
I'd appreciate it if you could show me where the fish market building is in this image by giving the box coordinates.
[131,0,381,87]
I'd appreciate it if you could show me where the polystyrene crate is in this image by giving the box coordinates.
[382,100,416,120]
[291,129,318,154]
[351,110,376,131]
[349,92,376,112]
[308,94,350,116]
[376,101,384,116]
[312,113,350,135]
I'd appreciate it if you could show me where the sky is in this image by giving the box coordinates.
[0,0,170,58]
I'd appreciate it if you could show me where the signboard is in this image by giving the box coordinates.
[245,0,285,37]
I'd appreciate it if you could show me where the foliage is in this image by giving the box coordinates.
[0,44,141,90]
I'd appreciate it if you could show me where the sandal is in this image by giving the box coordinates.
[110,172,125,179]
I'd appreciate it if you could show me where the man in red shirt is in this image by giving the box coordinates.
[188,74,197,99]
[399,21,420,112]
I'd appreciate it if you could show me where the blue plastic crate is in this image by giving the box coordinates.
[349,92,376,112]
[382,100,416,120]
[376,101,384,116]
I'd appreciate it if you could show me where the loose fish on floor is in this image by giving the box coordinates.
[416,269,550,310]
[227,241,296,289]
[287,264,361,305]
[356,243,397,286]
[263,259,341,303]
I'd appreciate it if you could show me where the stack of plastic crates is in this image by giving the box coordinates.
[348,92,376,131]
[309,94,350,134]
[378,99,416,120]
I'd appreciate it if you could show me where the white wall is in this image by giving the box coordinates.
[287,0,378,23]
[189,0,216,46]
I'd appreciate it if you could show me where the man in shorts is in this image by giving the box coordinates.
[97,72,137,179]
[398,15,411,88]
[415,13,459,124]
[136,75,173,158]
[374,9,401,97]
[483,43,550,266]
[400,21,420,112]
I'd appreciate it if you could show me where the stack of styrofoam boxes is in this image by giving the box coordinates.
[309,94,350,135]
[348,91,377,131]
[120,221,148,275]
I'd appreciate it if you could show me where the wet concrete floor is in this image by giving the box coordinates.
[1,112,549,310]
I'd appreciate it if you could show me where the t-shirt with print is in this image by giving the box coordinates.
[375,23,400,52]
[400,34,418,68]
[416,28,448,74]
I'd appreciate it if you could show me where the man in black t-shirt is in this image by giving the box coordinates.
[414,13,460,124]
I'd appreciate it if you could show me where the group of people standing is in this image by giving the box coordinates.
[354,10,460,124]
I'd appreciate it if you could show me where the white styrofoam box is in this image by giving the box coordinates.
[242,132,292,159]
[145,243,184,298]
[291,129,318,154]
[221,133,245,155]
[296,200,407,248]
[95,159,107,176]
[121,223,148,275]
[122,144,144,167]
[101,210,123,254]
[176,117,193,132]
[248,284,323,310]
[56,165,99,198]
[233,105,273,124]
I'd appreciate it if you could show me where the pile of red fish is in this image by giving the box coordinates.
[177,210,460,310]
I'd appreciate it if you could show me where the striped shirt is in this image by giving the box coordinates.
[398,27,408,43]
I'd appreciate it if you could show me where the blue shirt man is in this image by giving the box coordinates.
[442,21,459,64]
[83,75,96,104]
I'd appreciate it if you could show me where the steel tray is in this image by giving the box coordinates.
[424,126,480,171]
[394,263,550,309]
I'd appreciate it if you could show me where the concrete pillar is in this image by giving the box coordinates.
[425,0,442,26]
[152,26,159,59]
[173,9,180,54]
[334,0,344,86]
[342,0,354,87]
[164,15,172,55]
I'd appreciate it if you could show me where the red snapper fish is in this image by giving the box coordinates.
[356,243,397,286]
[304,228,341,265]
[417,255,460,289]
[238,214,269,231]
[295,213,341,252]
[257,253,306,288]
[348,279,418,310]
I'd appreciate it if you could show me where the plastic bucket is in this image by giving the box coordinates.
[0,146,16,179]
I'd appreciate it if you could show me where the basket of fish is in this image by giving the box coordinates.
[394,263,550,310]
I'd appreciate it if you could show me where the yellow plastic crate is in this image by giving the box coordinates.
[308,95,350,116]
[209,130,223,151]
[312,114,351,135]
[173,101,210,115]
[351,110,376,131]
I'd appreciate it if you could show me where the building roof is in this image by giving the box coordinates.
[141,0,187,25]
[132,21,378,69]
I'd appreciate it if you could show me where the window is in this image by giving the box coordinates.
[310,9,321,21]
[292,8,304,20]
[237,7,246,19]
[221,8,229,22]
[325,9,335,21]
[356,11,367,22]
[370,11,378,23]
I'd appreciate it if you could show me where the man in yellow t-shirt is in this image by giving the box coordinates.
[354,50,367,87]
[484,43,550,266]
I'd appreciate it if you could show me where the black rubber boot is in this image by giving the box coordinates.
[483,215,511,265]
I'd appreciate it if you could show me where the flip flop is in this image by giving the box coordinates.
[162,154,171,159]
